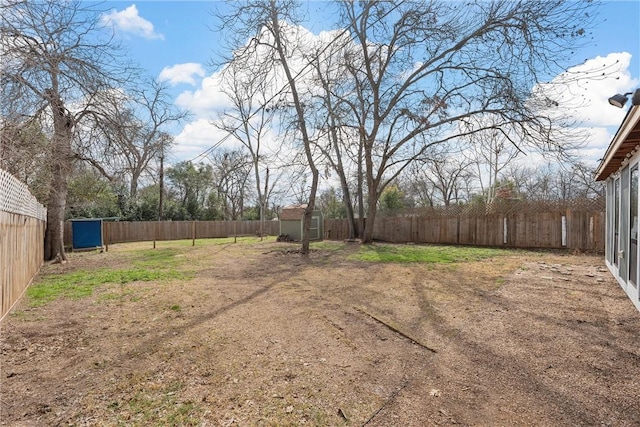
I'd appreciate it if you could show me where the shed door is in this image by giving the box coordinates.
[310,216,320,240]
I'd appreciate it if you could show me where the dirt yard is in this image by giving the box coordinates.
[1,238,639,426]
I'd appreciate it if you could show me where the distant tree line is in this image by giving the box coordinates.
[64,155,280,222]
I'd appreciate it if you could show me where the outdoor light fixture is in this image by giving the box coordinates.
[608,89,640,108]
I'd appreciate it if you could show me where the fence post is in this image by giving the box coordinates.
[565,209,572,249]
[192,220,196,246]
[503,217,508,245]
[104,221,109,252]
[596,211,605,252]
[410,216,414,243]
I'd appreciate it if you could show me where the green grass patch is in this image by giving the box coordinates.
[114,381,200,426]
[27,247,194,307]
[348,243,506,263]
[27,267,188,307]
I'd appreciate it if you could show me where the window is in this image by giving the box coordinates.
[630,165,638,287]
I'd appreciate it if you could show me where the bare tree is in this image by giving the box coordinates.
[214,59,280,237]
[334,0,594,243]
[77,79,186,211]
[306,39,361,238]
[213,0,597,244]
[405,161,438,208]
[505,161,604,202]
[1,1,135,260]
[467,125,522,205]
[570,162,604,199]
[215,0,322,255]
[414,147,475,207]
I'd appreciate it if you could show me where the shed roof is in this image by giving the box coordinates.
[595,105,640,181]
[280,204,308,221]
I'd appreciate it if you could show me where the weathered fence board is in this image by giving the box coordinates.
[323,219,367,241]
[363,209,604,251]
[62,209,605,252]
[324,218,351,240]
[64,220,280,247]
[1,169,46,321]
[1,213,45,319]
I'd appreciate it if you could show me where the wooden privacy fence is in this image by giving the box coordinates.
[63,201,605,252]
[326,208,605,252]
[64,220,280,247]
[1,169,47,321]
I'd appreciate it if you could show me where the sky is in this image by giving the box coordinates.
[98,0,640,169]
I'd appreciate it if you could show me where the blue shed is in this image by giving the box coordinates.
[70,218,104,251]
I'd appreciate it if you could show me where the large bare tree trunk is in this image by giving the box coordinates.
[361,143,378,244]
[44,91,73,261]
[362,190,378,244]
[44,184,68,261]
[327,110,356,239]
[357,135,365,239]
[342,187,356,239]
[260,167,269,240]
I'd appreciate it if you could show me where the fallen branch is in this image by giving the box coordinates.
[361,379,409,426]
[354,306,437,354]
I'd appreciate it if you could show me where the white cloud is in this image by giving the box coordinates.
[173,20,330,118]
[169,23,330,162]
[172,119,230,161]
[172,118,276,163]
[101,5,164,40]
[538,52,638,128]
[169,65,252,161]
[159,63,205,86]
[531,52,639,166]
[509,125,620,169]
[561,126,616,166]
[174,73,234,118]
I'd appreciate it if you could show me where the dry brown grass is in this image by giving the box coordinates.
[1,238,639,426]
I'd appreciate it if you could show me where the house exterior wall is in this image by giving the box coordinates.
[604,151,640,312]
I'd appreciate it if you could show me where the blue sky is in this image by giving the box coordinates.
[100,0,640,166]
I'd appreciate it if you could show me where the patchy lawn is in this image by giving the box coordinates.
[1,238,639,426]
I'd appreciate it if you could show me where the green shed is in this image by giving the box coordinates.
[279,204,323,241]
